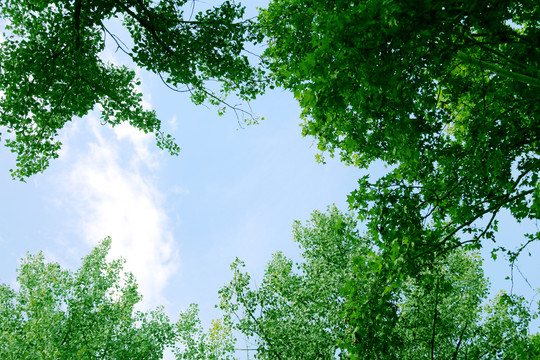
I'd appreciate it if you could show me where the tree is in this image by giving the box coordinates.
[0,0,266,179]
[219,206,359,359]
[389,253,538,360]
[174,304,236,360]
[218,207,540,359]
[258,0,540,279]
[0,237,237,359]
[0,237,174,359]
[219,207,359,359]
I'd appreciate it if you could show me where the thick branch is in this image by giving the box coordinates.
[457,52,540,88]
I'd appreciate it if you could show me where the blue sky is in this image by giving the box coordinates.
[0,0,539,354]
[0,3,364,322]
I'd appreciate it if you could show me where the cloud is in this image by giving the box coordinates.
[168,115,179,132]
[50,23,180,308]
[62,116,179,308]
[114,122,159,169]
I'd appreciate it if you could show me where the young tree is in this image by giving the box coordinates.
[219,206,360,359]
[258,0,540,278]
[0,237,239,359]
[219,207,540,359]
[390,252,538,360]
[0,0,266,179]
[0,237,174,359]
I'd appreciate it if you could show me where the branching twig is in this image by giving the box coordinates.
[101,24,131,56]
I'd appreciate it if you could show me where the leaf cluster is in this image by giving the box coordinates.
[0,237,174,359]
[258,0,540,281]
[0,0,267,179]
[0,237,240,359]
[218,206,360,359]
[218,207,540,359]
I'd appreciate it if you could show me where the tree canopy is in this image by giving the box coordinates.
[219,207,540,359]
[0,0,265,179]
[258,0,540,277]
[2,1,539,263]
[0,238,236,360]
[0,237,175,358]
[2,1,540,357]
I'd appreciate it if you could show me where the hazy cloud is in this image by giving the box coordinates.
[62,117,179,308]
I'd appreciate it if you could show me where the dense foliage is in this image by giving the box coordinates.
[0,0,265,179]
[219,207,540,359]
[259,0,540,277]
[0,238,174,358]
[2,1,539,359]
[0,238,235,360]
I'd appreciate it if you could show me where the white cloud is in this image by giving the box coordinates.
[48,20,176,308]
[169,115,179,132]
[113,122,159,169]
[63,116,179,308]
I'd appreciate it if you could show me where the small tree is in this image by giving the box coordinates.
[0,237,175,359]
[0,237,240,359]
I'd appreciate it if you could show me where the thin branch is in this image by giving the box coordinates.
[157,73,191,93]
[115,2,257,122]
[420,177,466,220]
[438,177,535,247]
[242,48,262,59]
[471,205,500,242]
[236,289,283,360]
[509,235,538,263]
[451,322,469,360]
[430,278,440,360]
[515,263,533,290]
[464,35,532,72]
[101,24,131,56]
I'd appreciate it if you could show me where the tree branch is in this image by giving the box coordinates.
[430,278,440,360]
[451,322,468,360]
[74,0,83,51]
[457,51,540,88]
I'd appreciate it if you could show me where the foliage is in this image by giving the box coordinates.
[219,207,539,359]
[219,206,360,359]
[174,303,236,360]
[0,0,266,179]
[390,252,539,360]
[259,0,540,279]
[0,237,237,360]
[0,237,174,359]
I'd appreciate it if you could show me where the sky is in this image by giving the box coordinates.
[0,0,539,356]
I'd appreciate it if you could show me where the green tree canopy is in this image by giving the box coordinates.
[219,207,540,359]
[219,206,358,359]
[0,237,174,359]
[0,0,265,179]
[259,0,540,277]
[0,237,236,359]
